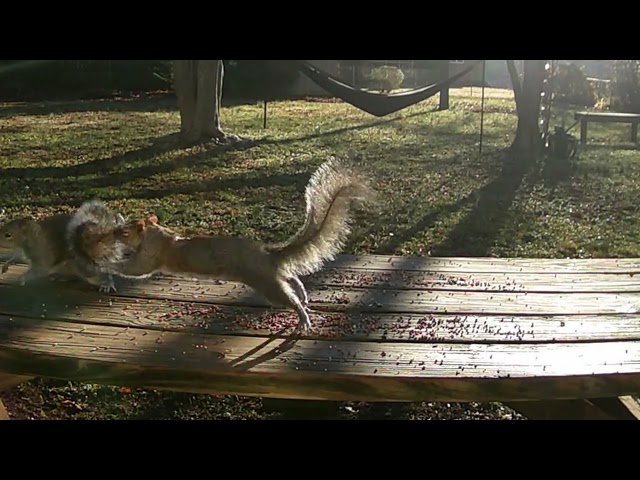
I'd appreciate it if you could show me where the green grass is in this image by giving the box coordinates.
[1,90,638,419]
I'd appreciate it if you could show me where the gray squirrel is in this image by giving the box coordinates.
[0,200,129,292]
[105,158,375,331]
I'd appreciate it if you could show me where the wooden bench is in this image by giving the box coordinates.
[574,111,640,144]
[2,253,640,420]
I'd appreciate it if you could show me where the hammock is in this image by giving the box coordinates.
[295,60,482,117]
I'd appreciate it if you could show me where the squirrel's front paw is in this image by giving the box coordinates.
[98,284,117,293]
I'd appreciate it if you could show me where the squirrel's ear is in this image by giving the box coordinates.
[146,215,158,225]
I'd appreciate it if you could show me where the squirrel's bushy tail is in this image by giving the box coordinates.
[268,157,374,277]
[66,200,128,267]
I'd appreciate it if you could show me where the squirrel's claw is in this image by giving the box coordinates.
[98,284,117,293]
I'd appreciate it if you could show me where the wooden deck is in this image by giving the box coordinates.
[2,253,640,419]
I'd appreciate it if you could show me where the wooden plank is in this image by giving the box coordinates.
[307,268,640,293]
[0,400,9,420]
[575,111,640,122]
[74,283,640,316]
[325,255,640,274]
[8,261,640,294]
[2,284,640,343]
[5,251,640,274]
[6,265,640,317]
[3,270,640,318]
[2,317,640,402]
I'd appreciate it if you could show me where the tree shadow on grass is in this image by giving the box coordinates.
[0,106,465,211]
[0,133,186,181]
[433,153,535,257]
[537,154,577,189]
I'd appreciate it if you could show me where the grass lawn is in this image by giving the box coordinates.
[0,89,638,419]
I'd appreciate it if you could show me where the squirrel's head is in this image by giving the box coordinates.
[0,218,38,249]
[114,215,160,248]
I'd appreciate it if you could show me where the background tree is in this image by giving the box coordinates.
[610,60,640,113]
[173,60,237,144]
[507,60,547,156]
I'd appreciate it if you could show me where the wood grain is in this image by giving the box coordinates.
[5,250,640,273]
[3,253,640,403]
[3,266,640,317]
[2,316,640,402]
[326,255,640,274]
[1,283,640,343]
[6,256,640,304]
[308,268,640,293]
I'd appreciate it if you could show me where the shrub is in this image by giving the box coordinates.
[610,60,640,114]
[223,60,300,100]
[550,62,596,107]
[0,60,172,101]
[368,66,405,92]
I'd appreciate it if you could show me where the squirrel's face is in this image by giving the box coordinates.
[0,219,30,249]
[114,215,159,249]
[114,222,145,248]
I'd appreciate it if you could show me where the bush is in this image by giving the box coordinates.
[368,66,405,92]
[0,60,302,102]
[0,60,172,101]
[223,60,300,100]
[550,62,596,107]
[610,60,640,114]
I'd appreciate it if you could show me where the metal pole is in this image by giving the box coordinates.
[263,99,267,129]
[479,60,486,155]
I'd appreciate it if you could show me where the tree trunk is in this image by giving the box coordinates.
[173,60,197,135]
[172,60,232,144]
[214,60,224,129]
[192,60,219,140]
[506,60,522,107]
[508,60,547,157]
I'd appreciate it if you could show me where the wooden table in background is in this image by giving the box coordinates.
[574,111,640,144]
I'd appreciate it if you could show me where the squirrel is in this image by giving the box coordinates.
[105,157,375,331]
[0,200,128,292]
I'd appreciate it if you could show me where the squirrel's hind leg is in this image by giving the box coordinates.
[258,278,312,332]
[289,276,309,306]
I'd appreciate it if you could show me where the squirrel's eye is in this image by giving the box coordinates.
[4,232,11,239]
